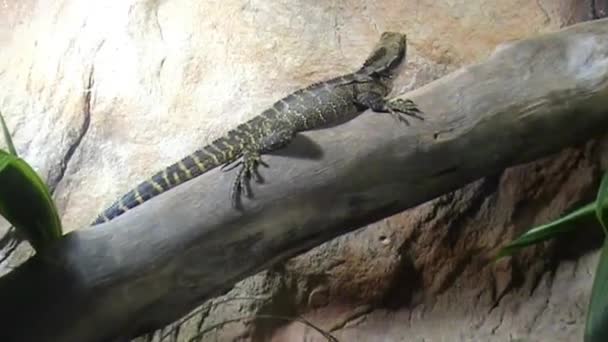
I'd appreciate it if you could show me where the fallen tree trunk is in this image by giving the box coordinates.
[1,18,608,342]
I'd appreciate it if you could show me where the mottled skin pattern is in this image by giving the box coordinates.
[91,32,423,225]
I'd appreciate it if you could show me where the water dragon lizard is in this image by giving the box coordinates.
[91,32,423,225]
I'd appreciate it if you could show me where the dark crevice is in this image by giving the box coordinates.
[0,227,21,264]
[0,226,19,251]
[527,297,551,333]
[380,253,421,309]
[591,0,608,19]
[48,66,94,194]
[191,305,212,342]
[445,175,500,246]
[487,264,523,314]
[155,2,165,42]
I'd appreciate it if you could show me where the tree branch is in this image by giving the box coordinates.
[2,18,608,342]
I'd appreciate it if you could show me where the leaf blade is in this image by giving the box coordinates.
[0,111,17,156]
[596,171,608,236]
[496,202,596,259]
[585,237,608,342]
[0,150,62,251]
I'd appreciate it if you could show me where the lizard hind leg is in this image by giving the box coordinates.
[230,127,295,209]
[231,149,264,208]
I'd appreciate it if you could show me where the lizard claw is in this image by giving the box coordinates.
[386,98,424,124]
[388,108,410,125]
[230,151,265,209]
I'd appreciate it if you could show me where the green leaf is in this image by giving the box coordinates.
[0,150,62,252]
[596,171,608,236]
[0,111,17,156]
[496,202,596,260]
[585,237,608,341]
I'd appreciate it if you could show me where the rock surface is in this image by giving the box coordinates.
[0,0,606,341]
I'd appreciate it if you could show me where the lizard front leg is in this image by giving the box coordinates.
[230,126,295,208]
[356,92,423,125]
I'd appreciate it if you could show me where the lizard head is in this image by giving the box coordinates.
[359,32,407,78]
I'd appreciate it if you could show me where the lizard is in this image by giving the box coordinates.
[91,31,423,226]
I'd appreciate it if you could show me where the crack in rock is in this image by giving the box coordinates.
[48,66,94,194]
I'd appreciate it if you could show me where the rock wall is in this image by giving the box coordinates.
[0,0,606,341]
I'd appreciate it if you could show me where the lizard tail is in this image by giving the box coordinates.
[91,136,241,226]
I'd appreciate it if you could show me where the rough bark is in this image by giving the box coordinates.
[1,18,608,342]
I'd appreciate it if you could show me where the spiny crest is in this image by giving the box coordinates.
[361,32,407,75]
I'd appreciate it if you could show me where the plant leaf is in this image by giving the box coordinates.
[585,237,608,341]
[0,111,17,156]
[496,202,596,260]
[0,150,62,252]
[596,171,608,236]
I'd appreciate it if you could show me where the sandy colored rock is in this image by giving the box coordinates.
[0,0,606,341]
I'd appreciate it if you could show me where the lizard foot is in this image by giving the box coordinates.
[230,151,268,209]
[385,98,424,125]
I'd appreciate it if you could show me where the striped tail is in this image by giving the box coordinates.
[91,137,242,225]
